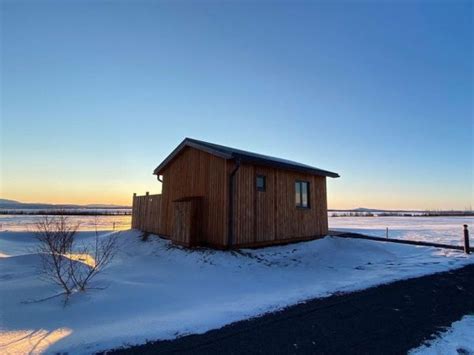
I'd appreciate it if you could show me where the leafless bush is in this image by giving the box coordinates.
[36,216,78,294]
[35,215,118,297]
[68,221,118,291]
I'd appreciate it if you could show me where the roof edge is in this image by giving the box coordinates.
[153,137,340,178]
[153,138,232,175]
[232,153,340,178]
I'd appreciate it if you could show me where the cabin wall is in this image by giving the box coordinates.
[154,149,329,248]
[231,163,328,247]
[159,147,228,247]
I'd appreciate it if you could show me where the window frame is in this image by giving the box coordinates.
[295,180,310,209]
[256,175,266,192]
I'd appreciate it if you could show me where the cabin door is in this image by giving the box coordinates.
[172,197,202,247]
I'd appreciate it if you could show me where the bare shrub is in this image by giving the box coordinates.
[36,216,79,294]
[69,220,118,291]
[35,215,118,297]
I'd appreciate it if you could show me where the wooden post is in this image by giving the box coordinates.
[144,192,150,231]
[131,193,137,229]
[386,227,388,239]
[463,225,470,254]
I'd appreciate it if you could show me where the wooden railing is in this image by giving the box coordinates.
[131,192,163,235]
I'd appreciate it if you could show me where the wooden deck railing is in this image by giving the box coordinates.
[131,192,163,235]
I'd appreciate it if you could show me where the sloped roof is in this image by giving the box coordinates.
[153,138,340,178]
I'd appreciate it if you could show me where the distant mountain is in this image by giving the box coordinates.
[352,207,388,212]
[84,204,130,208]
[350,207,373,212]
[0,198,22,205]
[0,199,131,209]
[328,207,421,213]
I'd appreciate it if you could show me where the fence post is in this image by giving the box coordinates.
[463,225,470,255]
[131,193,137,229]
[144,192,150,231]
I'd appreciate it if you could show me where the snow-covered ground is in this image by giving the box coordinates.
[2,214,472,245]
[0,229,473,354]
[410,315,474,355]
[0,214,132,232]
[329,216,473,245]
[1,215,472,245]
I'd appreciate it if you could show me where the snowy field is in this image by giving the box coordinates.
[0,214,132,232]
[329,216,473,245]
[2,214,472,246]
[410,315,474,355]
[1,229,473,354]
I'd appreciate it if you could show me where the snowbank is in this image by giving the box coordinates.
[0,230,473,354]
[410,315,474,355]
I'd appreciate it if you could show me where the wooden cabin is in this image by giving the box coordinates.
[132,138,339,249]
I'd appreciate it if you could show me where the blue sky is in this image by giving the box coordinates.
[1,0,472,209]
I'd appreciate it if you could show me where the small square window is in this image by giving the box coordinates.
[256,175,266,191]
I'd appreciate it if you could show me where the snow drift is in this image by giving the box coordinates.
[0,229,473,354]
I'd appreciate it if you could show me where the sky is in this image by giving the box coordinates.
[1,0,472,209]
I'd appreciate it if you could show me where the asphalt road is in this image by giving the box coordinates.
[106,264,474,355]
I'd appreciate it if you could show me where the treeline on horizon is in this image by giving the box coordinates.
[1,210,471,217]
[0,210,132,216]
[331,211,474,217]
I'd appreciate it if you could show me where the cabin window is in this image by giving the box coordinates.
[295,181,310,208]
[256,175,266,191]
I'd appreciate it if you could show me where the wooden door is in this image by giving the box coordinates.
[172,197,202,247]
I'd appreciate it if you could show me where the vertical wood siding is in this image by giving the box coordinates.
[172,197,202,246]
[133,147,329,249]
[131,194,162,234]
[160,147,228,246]
[232,163,328,247]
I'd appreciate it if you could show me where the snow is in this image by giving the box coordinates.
[0,214,132,232]
[329,216,474,245]
[410,315,474,355]
[1,215,471,244]
[1,227,473,354]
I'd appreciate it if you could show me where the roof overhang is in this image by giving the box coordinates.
[153,139,232,175]
[153,138,340,178]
